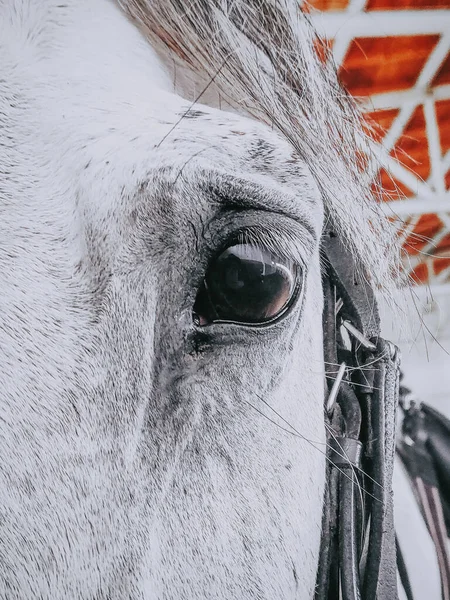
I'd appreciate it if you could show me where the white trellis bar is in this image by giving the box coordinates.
[416,34,450,91]
[310,6,450,284]
[436,265,450,284]
[437,212,450,232]
[386,196,450,216]
[384,151,450,216]
[331,0,367,67]
[403,225,450,279]
[380,34,450,154]
[441,150,450,175]
[310,10,450,39]
[412,220,448,257]
[363,84,450,111]
[371,145,434,198]
[424,97,445,195]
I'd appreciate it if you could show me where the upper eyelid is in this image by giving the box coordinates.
[202,173,321,238]
[234,227,308,267]
[220,201,317,243]
[203,210,316,268]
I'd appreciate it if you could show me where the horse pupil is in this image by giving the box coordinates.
[193,243,300,326]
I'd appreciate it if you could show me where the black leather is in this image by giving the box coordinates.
[316,230,400,600]
[422,404,450,537]
[397,396,450,600]
[321,230,380,341]
[399,399,450,538]
[369,339,400,600]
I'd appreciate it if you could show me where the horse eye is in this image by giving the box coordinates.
[193,242,302,326]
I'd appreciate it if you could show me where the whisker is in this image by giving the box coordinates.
[251,391,383,499]
[323,422,384,491]
[324,375,383,393]
[243,398,381,503]
[407,285,449,356]
[323,349,391,371]
[156,54,230,148]
[323,424,368,509]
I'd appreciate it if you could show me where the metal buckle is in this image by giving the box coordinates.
[326,361,346,416]
[326,320,377,416]
[342,320,377,352]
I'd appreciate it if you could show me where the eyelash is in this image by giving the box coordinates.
[211,225,306,270]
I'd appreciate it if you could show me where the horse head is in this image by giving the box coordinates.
[0,1,398,598]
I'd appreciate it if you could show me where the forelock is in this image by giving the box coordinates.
[117,0,400,292]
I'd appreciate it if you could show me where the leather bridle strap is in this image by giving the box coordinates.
[398,398,450,600]
[315,230,401,600]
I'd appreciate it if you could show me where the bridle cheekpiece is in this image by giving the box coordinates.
[315,230,401,600]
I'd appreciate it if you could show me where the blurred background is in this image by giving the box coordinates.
[304,0,450,412]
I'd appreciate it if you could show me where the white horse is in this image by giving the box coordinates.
[0,1,401,598]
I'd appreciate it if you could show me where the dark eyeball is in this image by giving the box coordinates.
[193,242,302,326]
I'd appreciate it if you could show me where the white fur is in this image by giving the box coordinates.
[0,1,328,598]
[2,1,425,599]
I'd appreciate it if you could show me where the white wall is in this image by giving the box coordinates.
[380,284,450,415]
[380,285,450,600]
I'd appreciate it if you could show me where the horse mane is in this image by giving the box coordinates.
[117,0,400,292]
